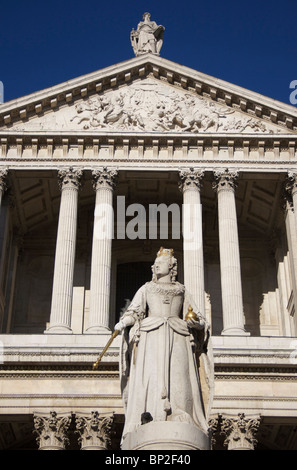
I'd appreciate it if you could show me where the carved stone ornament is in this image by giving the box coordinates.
[75,411,114,450]
[220,413,261,450]
[58,167,83,190]
[33,411,72,450]
[285,171,297,198]
[92,167,118,191]
[213,168,239,192]
[0,168,8,193]
[10,79,283,134]
[178,168,204,192]
[130,13,165,56]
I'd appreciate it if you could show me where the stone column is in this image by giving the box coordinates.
[46,167,82,334]
[75,411,114,450]
[86,168,118,333]
[179,168,205,314]
[213,169,248,335]
[33,411,72,450]
[220,413,261,450]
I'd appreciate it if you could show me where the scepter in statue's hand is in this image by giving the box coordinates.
[92,317,134,369]
[92,329,120,370]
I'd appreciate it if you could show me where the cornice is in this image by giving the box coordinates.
[1,54,297,133]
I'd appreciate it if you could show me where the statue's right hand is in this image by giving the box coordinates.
[114,320,125,332]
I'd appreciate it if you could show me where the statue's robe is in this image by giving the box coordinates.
[119,281,213,442]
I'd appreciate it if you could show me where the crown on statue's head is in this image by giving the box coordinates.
[156,247,174,258]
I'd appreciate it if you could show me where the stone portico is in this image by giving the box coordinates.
[0,51,296,449]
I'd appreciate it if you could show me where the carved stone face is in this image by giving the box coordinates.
[154,256,171,278]
[143,12,151,21]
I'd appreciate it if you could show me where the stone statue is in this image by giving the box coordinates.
[131,13,165,56]
[115,247,213,450]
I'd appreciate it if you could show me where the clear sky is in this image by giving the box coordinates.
[1,0,297,106]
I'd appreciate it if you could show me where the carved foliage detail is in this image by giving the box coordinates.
[0,168,8,193]
[33,411,72,450]
[178,168,204,192]
[75,412,114,449]
[58,167,83,190]
[213,168,239,192]
[284,171,297,208]
[92,167,118,191]
[220,413,261,450]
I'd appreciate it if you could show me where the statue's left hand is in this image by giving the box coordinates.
[186,317,204,330]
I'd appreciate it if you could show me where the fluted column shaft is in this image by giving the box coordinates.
[86,168,118,333]
[179,169,205,314]
[214,170,248,335]
[46,168,82,334]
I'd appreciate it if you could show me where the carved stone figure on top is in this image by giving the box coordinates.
[115,247,213,450]
[131,13,165,56]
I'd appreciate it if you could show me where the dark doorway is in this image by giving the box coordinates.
[115,262,152,321]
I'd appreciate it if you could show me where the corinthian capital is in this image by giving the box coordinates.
[178,168,204,192]
[286,172,297,196]
[213,168,239,192]
[0,167,8,193]
[92,167,118,191]
[58,167,83,190]
[33,411,72,450]
[75,411,114,450]
[220,413,261,450]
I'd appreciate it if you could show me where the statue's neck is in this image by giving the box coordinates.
[156,274,172,284]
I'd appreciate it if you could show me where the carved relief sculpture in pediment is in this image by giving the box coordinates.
[10,78,283,134]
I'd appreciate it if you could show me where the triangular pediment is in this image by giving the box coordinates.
[1,54,297,135]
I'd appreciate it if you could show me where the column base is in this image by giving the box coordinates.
[39,445,64,450]
[221,327,250,336]
[80,444,107,450]
[44,325,73,334]
[84,326,111,334]
[121,422,210,451]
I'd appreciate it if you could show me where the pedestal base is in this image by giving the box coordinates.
[84,326,111,334]
[44,325,73,334]
[221,327,250,336]
[121,422,210,451]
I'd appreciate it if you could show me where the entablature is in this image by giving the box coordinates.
[0,131,297,169]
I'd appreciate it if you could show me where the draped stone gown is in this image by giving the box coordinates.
[119,280,211,442]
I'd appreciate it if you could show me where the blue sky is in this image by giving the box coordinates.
[1,0,297,106]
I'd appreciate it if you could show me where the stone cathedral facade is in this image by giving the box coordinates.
[0,16,297,450]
